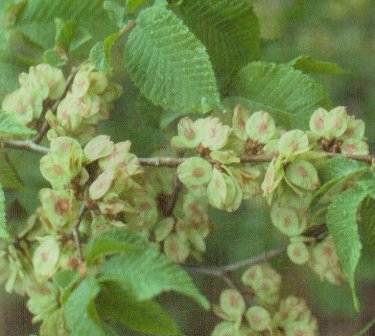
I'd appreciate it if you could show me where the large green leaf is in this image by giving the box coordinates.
[123,3,220,113]
[326,187,368,310]
[85,228,146,266]
[64,275,105,336]
[0,152,24,190]
[229,61,331,129]
[317,157,366,184]
[9,0,117,50]
[360,198,375,256]
[101,249,210,310]
[0,185,9,239]
[288,55,347,75]
[0,111,36,138]
[310,157,368,208]
[177,0,261,72]
[96,281,181,335]
[0,6,25,99]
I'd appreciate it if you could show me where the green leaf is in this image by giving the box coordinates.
[326,188,368,310]
[176,0,261,72]
[103,1,125,28]
[85,228,146,266]
[317,157,367,184]
[127,0,151,13]
[288,55,347,75]
[89,32,120,75]
[54,18,74,52]
[229,61,331,129]
[360,198,375,256]
[123,3,220,113]
[310,157,368,208]
[40,309,68,336]
[9,0,117,50]
[7,29,44,65]
[64,275,105,336]
[0,152,24,190]
[0,111,36,138]
[96,281,181,335]
[0,185,9,240]
[101,249,210,310]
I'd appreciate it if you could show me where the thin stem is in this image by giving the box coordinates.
[183,246,286,278]
[1,139,50,154]
[71,202,88,262]
[119,20,136,36]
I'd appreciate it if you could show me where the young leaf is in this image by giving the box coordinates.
[288,55,347,75]
[8,0,117,50]
[64,275,105,336]
[123,3,220,113]
[326,188,368,310]
[229,62,331,129]
[0,111,36,138]
[103,1,125,28]
[0,185,9,240]
[100,248,210,309]
[176,0,261,72]
[96,281,181,335]
[85,228,146,266]
[54,18,74,52]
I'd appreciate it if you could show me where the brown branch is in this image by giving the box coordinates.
[1,139,50,154]
[119,20,136,36]
[139,152,375,167]
[183,246,286,278]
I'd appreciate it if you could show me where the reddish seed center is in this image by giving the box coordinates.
[140,202,151,210]
[54,198,70,216]
[283,217,291,227]
[169,242,179,253]
[188,203,198,213]
[252,315,261,324]
[323,247,333,257]
[333,117,342,129]
[210,127,217,138]
[239,119,245,130]
[192,167,205,178]
[315,117,324,130]
[294,248,302,257]
[297,166,308,178]
[41,252,49,262]
[258,123,267,134]
[229,295,239,307]
[53,165,63,175]
[184,128,195,140]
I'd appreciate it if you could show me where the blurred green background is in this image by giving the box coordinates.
[1,0,375,335]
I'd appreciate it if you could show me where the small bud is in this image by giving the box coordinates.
[219,289,246,321]
[32,237,60,278]
[245,111,276,143]
[164,233,190,263]
[287,242,310,265]
[245,306,271,331]
[84,135,114,163]
[278,130,309,157]
[177,157,213,187]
